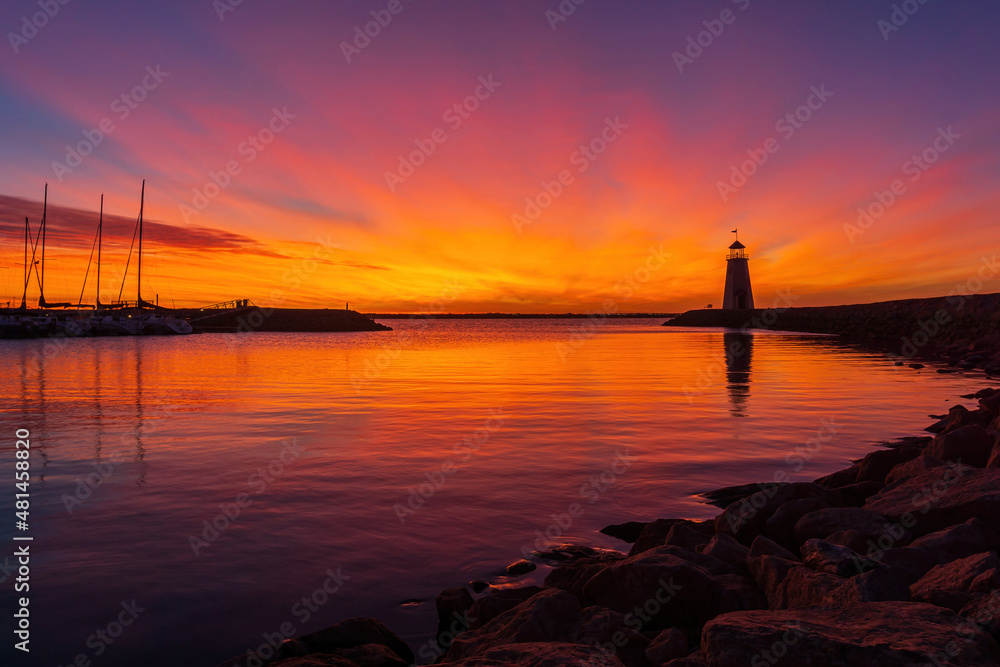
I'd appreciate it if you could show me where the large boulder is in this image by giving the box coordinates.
[909,518,1000,563]
[910,552,1000,611]
[869,546,940,585]
[646,627,688,666]
[989,440,1000,469]
[327,644,408,667]
[601,521,647,543]
[823,529,872,554]
[437,588,475,648]
[664,522,712,552]
[699,482,786,509]
[747,535,799,562]
[800,539,880,577]
[794,507,904,546]
[763,498,831,551]
[629,520,713,556]
[443,642,626,667]
[548,546,765,631]
[814,464,860,488]
[856,447,921,485]
[697,533,749,571]
[927,424,994,467]
[927,404,977,434]
[441,589,646,665]
[960,590,1000,644]
[701,602,1000,666]
[467,587,544,631]
[836,480,884,508]
[885,452,945,485]
[715,483,841,546]
[294,618,414,666]
[864,465,1000,535]
[268,657,359,667]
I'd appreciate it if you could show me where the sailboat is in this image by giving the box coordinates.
[82,195,140,335]
[114,181,192,335]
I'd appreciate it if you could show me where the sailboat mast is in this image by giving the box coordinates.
[97,194,103,307]
[137,180,144,304]
[21,217,28,309]
[40,183,47,303]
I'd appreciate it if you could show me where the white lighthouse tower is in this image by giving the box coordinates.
[723,230,754,310]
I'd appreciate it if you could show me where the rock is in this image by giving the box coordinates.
[664,650,706,666]
[646,627,687,665]
[715,483,841,546]
[856,447,921,485]
[764,497,833,551]
[697,533,750,571]
[296,618,414,666]
[910,363,925,369]
[835,565,912,603]
[437,588,475,650]
[835,480,883,508]
[759,560,846,609]
[549,546,766,631]
[664,522,712,551]
[600,521,647,543]
[268,656,359,667]
[329,644,408,667]
[470,581,490,594]
[748,535,799,562]
[442,590,644,666]
[800,539,879,577]
[442,589,578,661]
[980,392,1000,415]
[989,439,1000,469]
[534,544,624,564]
[864,465,1000,535]
[702,602,1000,666]
[506,560,537,576]
[813,464,861,488]
[699,481,786,509]
[927,424,994,467]
[467,586,544,630]
[885,452,945,485]
[909,518,1000,563]
[960,590,1000,644]
[869,546,939,585]
[569,606,650,667]
[630,519,713,556]
[794,507,903,546]
[910,552,1000,611]
[443,642,626,667]
[747,554,798,604]
[927,404,974,433]
[823,529,871,554]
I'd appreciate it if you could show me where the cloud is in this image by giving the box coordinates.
[0,194,284,257]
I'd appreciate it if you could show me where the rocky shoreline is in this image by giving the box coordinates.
[664,292,1000,376]
[218,386,1000,667]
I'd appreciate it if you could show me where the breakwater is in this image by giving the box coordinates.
[178,306,391,333]
[664,292,1000,373]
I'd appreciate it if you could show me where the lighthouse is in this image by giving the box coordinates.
[723,231,754,310]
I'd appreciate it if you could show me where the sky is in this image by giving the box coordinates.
[0,0,998,312]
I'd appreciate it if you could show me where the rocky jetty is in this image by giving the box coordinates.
[664,292,1000,375]
[218,387,1000,667]
[176,306,392,333]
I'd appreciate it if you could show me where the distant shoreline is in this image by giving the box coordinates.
[364,313,679,319]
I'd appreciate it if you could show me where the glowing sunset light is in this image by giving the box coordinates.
[1,0,998,312]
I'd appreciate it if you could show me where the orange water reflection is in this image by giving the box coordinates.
[0,320,990,664]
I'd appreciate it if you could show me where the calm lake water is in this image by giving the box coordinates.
[0,319,993,665]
